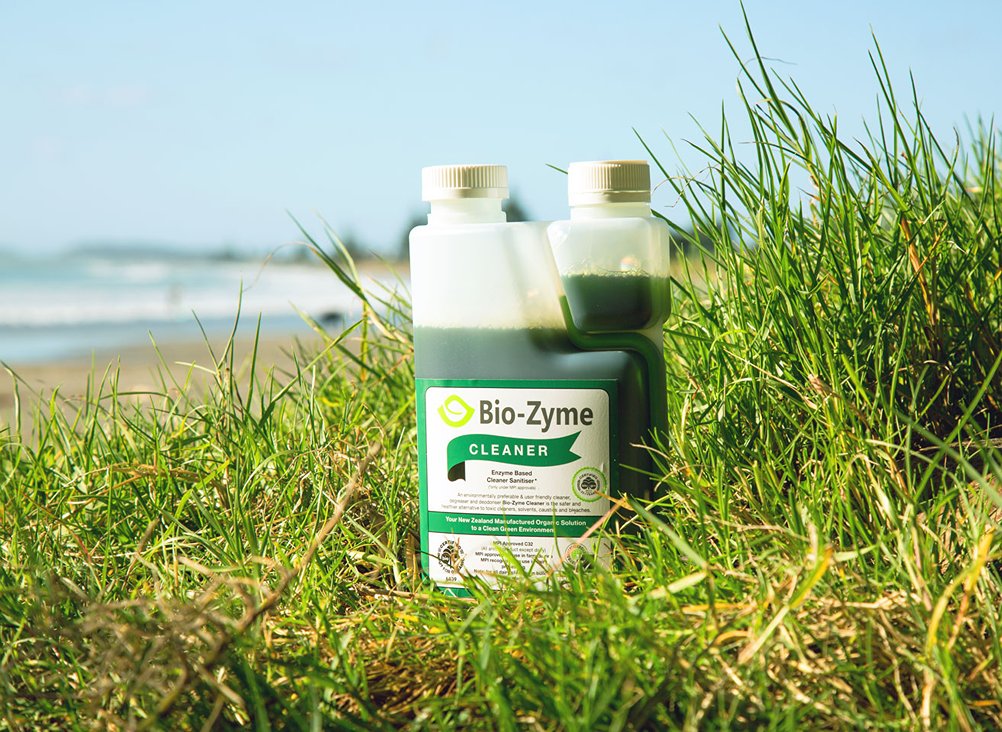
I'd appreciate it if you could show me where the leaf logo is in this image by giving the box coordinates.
[438,394,474,428]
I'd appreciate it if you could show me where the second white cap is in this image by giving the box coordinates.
[567,160,651,206]
[422,164,508,201]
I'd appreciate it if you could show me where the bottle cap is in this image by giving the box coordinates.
[567,160,650,205]
[421,164,509,201]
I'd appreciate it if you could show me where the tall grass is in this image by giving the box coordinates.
[1,18,1000,730]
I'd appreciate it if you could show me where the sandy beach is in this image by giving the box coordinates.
[0,255,407,435]
[0,334,317,435]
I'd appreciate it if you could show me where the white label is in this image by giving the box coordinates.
[418,380,615,589]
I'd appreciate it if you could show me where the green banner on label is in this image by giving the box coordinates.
[427,511,598,537]
[447,432,580,472]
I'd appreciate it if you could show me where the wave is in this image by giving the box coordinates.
[0,259,389,328]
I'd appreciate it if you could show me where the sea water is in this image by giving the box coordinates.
[0,252,364,363]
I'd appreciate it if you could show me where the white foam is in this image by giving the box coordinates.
[0,258,386,327]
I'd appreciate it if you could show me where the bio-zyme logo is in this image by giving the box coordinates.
[479,399,594,433]
[438,394,474,428]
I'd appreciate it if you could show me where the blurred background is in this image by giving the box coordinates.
[2,0,1001,367]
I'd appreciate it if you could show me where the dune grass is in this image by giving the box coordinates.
[2,20,1001,730]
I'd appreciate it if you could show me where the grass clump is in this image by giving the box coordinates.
[1,20,1001,731]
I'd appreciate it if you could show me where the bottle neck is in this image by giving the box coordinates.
[570,201,651,220]
[427,198,506,225]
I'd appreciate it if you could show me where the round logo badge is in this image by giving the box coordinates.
[437,540,465,573]
[572,467,606,502]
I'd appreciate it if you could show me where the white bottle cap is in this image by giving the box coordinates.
[567,160,651,205]
[421,164,509,201]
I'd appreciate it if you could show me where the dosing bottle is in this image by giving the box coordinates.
[410,162,668,595]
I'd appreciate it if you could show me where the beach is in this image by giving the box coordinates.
[0,250,407,433]
[0,333,317,434]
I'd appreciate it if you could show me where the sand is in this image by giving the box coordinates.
[0,334,316,435]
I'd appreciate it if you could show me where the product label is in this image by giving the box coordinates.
[417,379,616,591]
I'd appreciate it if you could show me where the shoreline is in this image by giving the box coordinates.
[0,257,407,434]
[1,333,317,434]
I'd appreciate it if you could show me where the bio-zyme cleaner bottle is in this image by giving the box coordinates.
[410,162,668,595]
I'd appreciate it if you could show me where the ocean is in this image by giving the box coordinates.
[0,250,398,364]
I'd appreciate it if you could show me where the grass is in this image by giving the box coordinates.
[2,17,1002,730]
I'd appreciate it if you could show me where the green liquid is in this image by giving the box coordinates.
[414,327,651,499]
[561,273,670,332]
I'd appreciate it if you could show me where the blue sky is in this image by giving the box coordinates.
[2,1,1000,256]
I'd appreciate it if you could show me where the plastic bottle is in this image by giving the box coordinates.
[410,162,666,595]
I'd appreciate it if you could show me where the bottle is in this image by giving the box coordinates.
[410,163,665,595]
